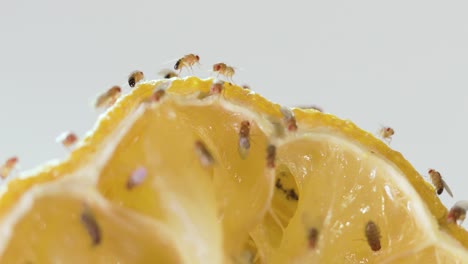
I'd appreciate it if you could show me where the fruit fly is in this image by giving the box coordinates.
[447,200,468,225]
[280,106,298,132]
[149,89,166,103]
[301,214,323,250]
[56,131,78,148]
[286,189,299,201]
[428,169,453,197]
[210,79,225,95]
[0,156,18,179]
[238,120,251,159]
[195,140,215,167]
[128,70,144,88]
[158,69,179,79]
[80,203,101,246]
[308,228,319,249]
[378,126,394,144]
[94,86,122,109]
[174,54,200,73]
[212,63,235,82]
[266,144,277,169]
[365,220,382,252]
[126,166,147,189]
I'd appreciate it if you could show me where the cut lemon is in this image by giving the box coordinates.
[0,77,466,263]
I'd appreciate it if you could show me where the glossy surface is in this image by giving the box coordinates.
[0,77,467,263]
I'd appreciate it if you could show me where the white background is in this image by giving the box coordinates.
[0,0,467,225]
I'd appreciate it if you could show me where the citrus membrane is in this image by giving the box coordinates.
[0,77,466,263]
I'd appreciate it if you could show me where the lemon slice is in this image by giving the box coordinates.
[0,77,466,263]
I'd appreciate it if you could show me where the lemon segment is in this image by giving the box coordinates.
[0,187,182,264]
[0,77,466,263]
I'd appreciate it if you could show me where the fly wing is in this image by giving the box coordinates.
[294,105,323,112]
[94,92,109,109]
[158,69,179,79]
[280,106,294,120]
[159,56,180,66]
[442,179,454,198]
[238,137,250,160]
[0,165,8,179]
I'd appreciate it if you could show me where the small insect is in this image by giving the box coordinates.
[428,169,453,197]
[195,140,215,167]
[210,79,225,94]
[266,144,277,169]
[308,228,319,249]
[241,84,251,90]
[128,70,144,88]
[56,131,78,148]
[94,86,122,109]
[126,166,147,189]
[447,200,468,225]
[275,178,299,201]
[174,54,200,73]
[378,126,394,144]
[80,203,101,246]
[158,69,179,79]
[149,89,166,103]
[275,178,284,190]
[286,189,299,201]
[212,63,235,82]
[238,120,251,159]
[280,106,298,132]
[0,156,18,179]
[365,220,382,252]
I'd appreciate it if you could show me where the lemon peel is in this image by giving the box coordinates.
[0,77,466,263]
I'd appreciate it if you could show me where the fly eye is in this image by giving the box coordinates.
[128,77,136,87]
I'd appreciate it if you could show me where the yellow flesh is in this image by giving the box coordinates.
[3,191,182,264]
[0,77,466,263]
